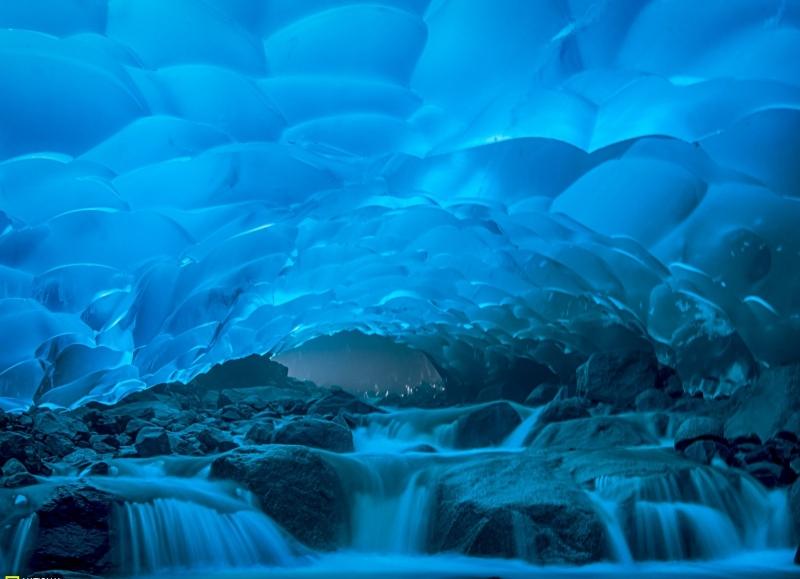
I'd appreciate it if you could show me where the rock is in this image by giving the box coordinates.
[4,471,37,487]
[62,448,99,470]
[530,416,658,451]
[576,350,659,409]
[272,418,354,452]
[181,424,237,453]
[682,440,718,465]
[725,363,800,441]
[210,446,348,550]
[42,433,75,458]
[431,453,608,564]
[674,416,724,452]
[795,544,799,565]
[793,480,800,538]
[245,422,275,444]
[190,354,290,391]
[452,402,521,449]
[2,457,28,477]
[524,383,561,407]
[134,426,171,457]
[308,390,383,417]
[403,443,437,453]
[29,485,116,575]
[531,398,591,443]
[746,461,785,488]
[123,418,153,437]
[33,410,89,439]
[0,431,47,474]
[634,388,671,411]
[90,434,120,454]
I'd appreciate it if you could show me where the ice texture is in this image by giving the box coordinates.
[0,1,798,408]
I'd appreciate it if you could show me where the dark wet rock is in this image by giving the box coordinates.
[29,484,116,575]
[210,446,348,550]
[431,453,608,564]
[123,418,153,437]
[682,440,718,465]
[485,358,559,404]
[33,410,89,440]
[529,398,591,444]
[62,448,99,470]
[190,354,290,391]
[795,543,800,565]
[217,405,244,422]
[524,383,561,407]
[3,457,28,477]
[634,388,672,411]
[134,426,171,457]
[674,416,724,452]
[746,461,786,488]
[308,389,383,417]
[576,350,659,409]
[272,418,354,453]
[0,431,48,474]
[452,402,521,449]
[88,461,111,476]
[89,434,120,454]
[4,471,37,487]
[530,416,658,451]
[181,423,237,453]
[403,443,437,453]
[42,433,75,458]
[726,363,800,441]
[80,409,127,435]
[245,422,275,444]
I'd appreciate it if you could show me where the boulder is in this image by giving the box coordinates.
[530,416,658,451]
[3,457,28,477]
[210,446,348,550]
[451,402,521,449]
[526,398,591,444]
[29,485,116,575]
[431,453,608,564]
[674,416,724,452]
[134,427,171,457]
[725,364,800,441]
[180,424,237,453]
[272,418,354,453]
[576,350,659,409]
[308,390,383,417]
[190,354,289,391]
[245,422,275,444]
[0,431,47,474]
[4,471,37,487]
[33,410,89,440]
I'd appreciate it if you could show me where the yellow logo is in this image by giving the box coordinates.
[6,575,20,579]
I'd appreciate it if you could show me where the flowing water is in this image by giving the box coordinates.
[2,404,798,576]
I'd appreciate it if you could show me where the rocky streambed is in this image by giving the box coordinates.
[1,354,799,577]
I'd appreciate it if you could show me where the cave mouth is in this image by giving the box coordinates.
[274,331,444,395]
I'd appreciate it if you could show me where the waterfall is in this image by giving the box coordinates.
[0,514,37,573]
[501,407,544,448]
[594,465,792,561]
[117,498,294,574]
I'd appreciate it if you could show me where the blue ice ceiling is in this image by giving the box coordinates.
[0,0,799,409]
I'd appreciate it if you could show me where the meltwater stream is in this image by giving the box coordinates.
[1,405,798,577]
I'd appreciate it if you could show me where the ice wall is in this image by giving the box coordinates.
[0,0,798,408]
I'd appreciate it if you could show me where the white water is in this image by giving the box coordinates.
[117,498,294,575]
[0,514,37,573]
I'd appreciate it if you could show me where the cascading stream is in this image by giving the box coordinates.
[117,498,294,575]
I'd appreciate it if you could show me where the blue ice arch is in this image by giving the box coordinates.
[0,0,799,409]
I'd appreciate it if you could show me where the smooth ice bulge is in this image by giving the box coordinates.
[1,0,799,409]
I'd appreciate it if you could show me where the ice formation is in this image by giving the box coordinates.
[0,0,799,409]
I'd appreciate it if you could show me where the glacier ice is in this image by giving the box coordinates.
[0,0,799,409]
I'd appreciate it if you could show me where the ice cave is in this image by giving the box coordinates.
[1,0,799,577]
